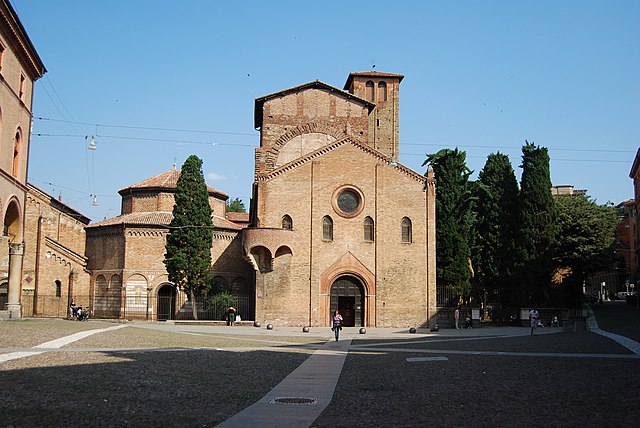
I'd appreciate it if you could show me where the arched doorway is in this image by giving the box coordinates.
[330,276,365,327]
[157,284,176,321]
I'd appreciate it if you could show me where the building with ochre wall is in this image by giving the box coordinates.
[244,71,437,328]
[0,1,46,318]
[85,168,252,321]
[21,184,91,317]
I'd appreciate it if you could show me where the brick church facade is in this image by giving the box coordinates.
[245,72,437,328]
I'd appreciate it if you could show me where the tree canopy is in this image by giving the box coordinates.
[517,141,557,291]
[164,155,213,319]
[424,148,474,299]
[553,195,618,282]
[474,152,519,293]
[227,197,246,213]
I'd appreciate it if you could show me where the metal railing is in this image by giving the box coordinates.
[21,293,253,322]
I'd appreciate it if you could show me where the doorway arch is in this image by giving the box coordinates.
[157,283,176,321]
[330,276,364,327]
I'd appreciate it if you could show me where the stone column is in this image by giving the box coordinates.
[6,242,24,318]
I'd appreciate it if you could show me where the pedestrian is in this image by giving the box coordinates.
[69,298,77,320]
[529,307,539,335]
[331,310,343,341]
[227,306,236,326]
[464,314,473,329]
[454,307,460,329]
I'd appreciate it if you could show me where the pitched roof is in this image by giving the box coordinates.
[86,212,173,228]
[254,80,374,129]
[27,182,91,224]
[119,169,227,199]
[86,211,243,231]
[226,211,250,223]
[258,136,427,185]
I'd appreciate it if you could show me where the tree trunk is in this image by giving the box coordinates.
[190,288,198,320]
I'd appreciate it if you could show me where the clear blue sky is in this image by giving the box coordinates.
[13,0,639,221]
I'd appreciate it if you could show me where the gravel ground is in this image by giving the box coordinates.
[0,319,116,349]
[2,309,639,428]
[0,320,314,427]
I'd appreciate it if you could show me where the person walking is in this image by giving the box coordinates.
[331,310,343,341]
[529,307,539,335]
[454,307,460,329]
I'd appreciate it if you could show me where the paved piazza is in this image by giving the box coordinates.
[1,304,639,427]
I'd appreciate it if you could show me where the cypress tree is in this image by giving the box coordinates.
[517,141,557,299]
[474,153,519,298]
[424,148,474,302]
[164,155,213,319]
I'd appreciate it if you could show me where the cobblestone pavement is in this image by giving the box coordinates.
[1,307,639,428]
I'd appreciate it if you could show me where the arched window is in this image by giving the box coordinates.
[323,216,333,241]
[212,276,229,293]
[365,80,375,102]
[110,274,122,289]
[364,216,374,242]
[401,217,412,243]
[282,214,293,230]
[378,81,387,102]
[55,280,62,297]
[12,129,21,177]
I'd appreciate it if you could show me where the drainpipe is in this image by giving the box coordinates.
[308,162,314,327]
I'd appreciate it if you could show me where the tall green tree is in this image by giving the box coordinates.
[227,197,246,213]
[423,148,475,301]
[164,155,213,319]
[517,141,557,297]
[474,153,519,296]
[554,195,618,283]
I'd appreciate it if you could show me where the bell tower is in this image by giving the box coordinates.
[344,71,404,160]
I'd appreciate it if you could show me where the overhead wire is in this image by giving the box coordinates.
[33,117,633,156]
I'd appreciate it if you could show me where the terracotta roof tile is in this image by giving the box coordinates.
[213,215,243,231]
[119,169,227,198]
[87,211,243,231]
[87,212,173,228]
[226,212,249,223]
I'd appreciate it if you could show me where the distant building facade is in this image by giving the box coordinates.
[21,184,91,317]
[85,169,252,320]
[0,1,46,318]
[551,185,587,197]
[615,199,637,289]
[629,148,640,288]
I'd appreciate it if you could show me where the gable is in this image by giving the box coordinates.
[258,136,427,186]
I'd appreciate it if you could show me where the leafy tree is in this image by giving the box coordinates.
[423,148,475,301]
[207,291,236,321]
[227,197,246,213]
[517,141,557,297]
[554,195,618,283]
[474,153,519,297]
[164,155,213,320]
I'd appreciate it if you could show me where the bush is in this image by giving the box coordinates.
[207,291,236,320]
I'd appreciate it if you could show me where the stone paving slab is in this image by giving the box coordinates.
[217,339,351,428]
